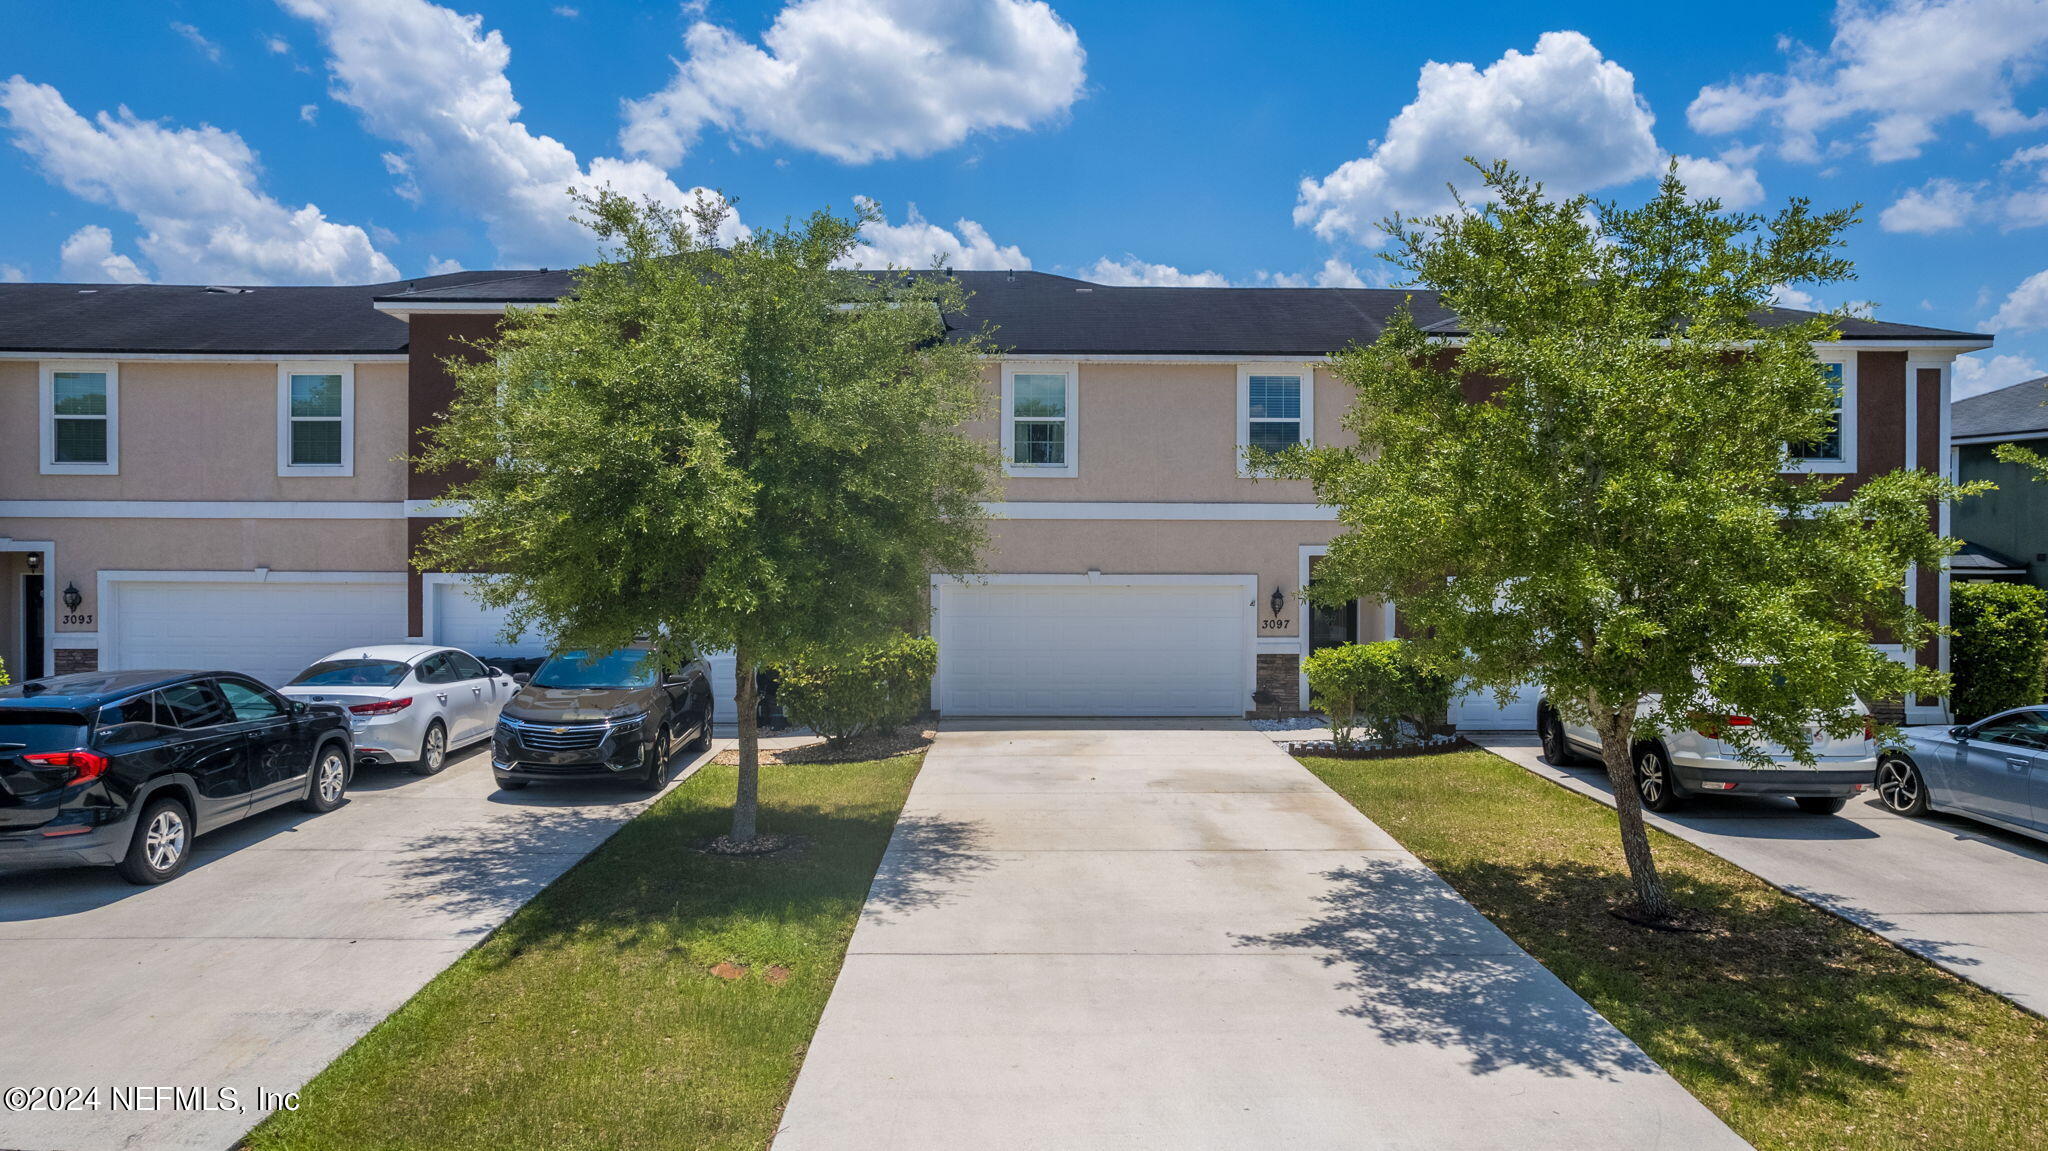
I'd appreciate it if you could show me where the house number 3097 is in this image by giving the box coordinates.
[1260,618,1292,631]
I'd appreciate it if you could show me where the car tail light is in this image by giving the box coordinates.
[1690,714,1755,739]
[1863,718,1875,742]
[22,750,112,787]
[349,697,413,716]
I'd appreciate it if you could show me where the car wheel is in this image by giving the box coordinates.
[690,705,714,753]
[1539,709,1578,766]
[1633,745,1685,812]
[411,721,448,777]
[116,796,194,885]
[497,778,529,791]
[1795,795,1849,815]
[1876,757,1929,816]
[299,743,350,813]
[640,726,672,791]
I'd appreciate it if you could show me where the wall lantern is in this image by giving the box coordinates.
[62,583,83,613]
[24,553,40,573]
[1270,586,1286,618]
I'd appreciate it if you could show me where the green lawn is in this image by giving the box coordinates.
[1303,750,2048,1151]
[243,755,922,1151]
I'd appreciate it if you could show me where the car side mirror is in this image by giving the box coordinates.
[512,672,531,686]
[489,666,507,678]
[1949,724,1971,740]
[292,700,310,715]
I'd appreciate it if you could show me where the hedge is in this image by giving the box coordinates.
[1302,640,1456,751]
[774,634,938,745]
[1952,581,2048,721]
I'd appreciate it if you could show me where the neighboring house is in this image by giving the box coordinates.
[1951,376,2048,588]
[0,271,1990,726]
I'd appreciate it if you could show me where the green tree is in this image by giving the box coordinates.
[1279,162,1969,917]
[416,193,996,846]
[1951,581,2048,720]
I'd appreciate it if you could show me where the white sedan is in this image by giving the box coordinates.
[278,645,520,775]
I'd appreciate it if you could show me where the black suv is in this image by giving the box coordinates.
[0,671,353,884]
[492,647,713,790]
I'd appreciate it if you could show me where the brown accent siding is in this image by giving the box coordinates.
[1850,350,1906,488]
[407,517,433,638]
[1915,364,1944,668]
[408,314,502,500]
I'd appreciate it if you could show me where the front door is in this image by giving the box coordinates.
[20,574,44,681]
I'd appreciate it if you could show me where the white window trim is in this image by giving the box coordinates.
[277,362,355,477]
[39,361,118,475]
[1000,361,1078,479]
[1786,351,1856,475]
[1238,364,1314,478]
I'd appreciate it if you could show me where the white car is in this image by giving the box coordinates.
[279,645,519,775]
[1536,698,1878,814]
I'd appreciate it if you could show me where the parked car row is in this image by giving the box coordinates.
[1,643,715,886]
[1536,697,2048,843]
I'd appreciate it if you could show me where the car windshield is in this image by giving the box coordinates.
[289,659,410,688]
[531,649,658,690]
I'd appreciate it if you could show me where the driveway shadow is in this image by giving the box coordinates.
[1539,757,1882,842]
[1236,857,1657,1079]
[860,814,992,923]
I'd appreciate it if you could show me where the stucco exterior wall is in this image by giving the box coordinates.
[0,517,405,633]
[968,360,1354,504]
[0,359,407,502]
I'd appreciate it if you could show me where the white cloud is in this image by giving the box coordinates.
[1669,148,1765,208]
[1880,177,1983,232]
[1772,284,1822,311]
[299,103,320,124]
[1954,351,2047,396]
[282,0,743,267]
[1990,267,2048,331]
[60,225,152,283]
[621,0,1086,166]
[173,21,225,63]
[1259,257,1374,288]
[847,199,1029,269]
[2002,143,2048,228]
[425,254,464,274]
[1689,0,2048,163]
[1081,256,1230,287]
[552,5,579,16]
[265,34,292,53]
[1295,32,1665,246]
[0,262,27,282]
[1,76,397,284]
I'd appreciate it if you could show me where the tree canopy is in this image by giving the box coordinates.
[416,193,997,841]
[1280,162,1971,914]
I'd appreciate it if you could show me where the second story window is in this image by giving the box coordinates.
[1787,356,1855,474]
[1002,362,1078,478]
[278,364,354,476]
[1239,365,1313,475]
[40,362,118,475]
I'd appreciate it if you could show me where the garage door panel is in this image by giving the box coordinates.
[429,582,550,662]
[937,582,1248,717]
[111,580,407,686]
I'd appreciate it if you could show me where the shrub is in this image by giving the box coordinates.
[1302,640,1457,750]
[1952,581,2048,721]
[774,634,938,745]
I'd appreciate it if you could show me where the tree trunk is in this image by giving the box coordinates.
[1591,701,1672,919]
[731,648,760,843]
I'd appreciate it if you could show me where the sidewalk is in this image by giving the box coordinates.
[772,721,1749,1150]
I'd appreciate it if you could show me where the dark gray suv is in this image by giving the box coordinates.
[491,647,713,791]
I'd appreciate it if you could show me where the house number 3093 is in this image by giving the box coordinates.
[62,613,94,626]
[1260,618,1292,631]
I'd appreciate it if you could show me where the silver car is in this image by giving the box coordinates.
[1876,708,2048,842]
[279,645,519,775]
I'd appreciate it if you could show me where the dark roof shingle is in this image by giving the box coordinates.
[1953,375,2048,441]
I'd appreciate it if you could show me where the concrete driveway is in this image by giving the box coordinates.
[773,721,1747,1151]
[1478,734,2048,1016]
[0,741,712,1151]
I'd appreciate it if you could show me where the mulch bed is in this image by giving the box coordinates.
[1286,735,1474,760]
[711,728,935,766]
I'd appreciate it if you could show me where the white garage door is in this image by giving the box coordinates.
[1450,682,1542,732]
[935,580,1249,717]
[109,578,407,686]
[428,580,550,662]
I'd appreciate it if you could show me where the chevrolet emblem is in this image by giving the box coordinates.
[552,726,568,734]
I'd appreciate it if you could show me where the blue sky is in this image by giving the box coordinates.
[3,0,2045,394]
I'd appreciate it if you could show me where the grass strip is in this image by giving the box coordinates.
[1303,749,2048,1151]
[244,755,922,1151]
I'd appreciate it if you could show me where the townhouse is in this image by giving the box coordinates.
[0,270,1991,725]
